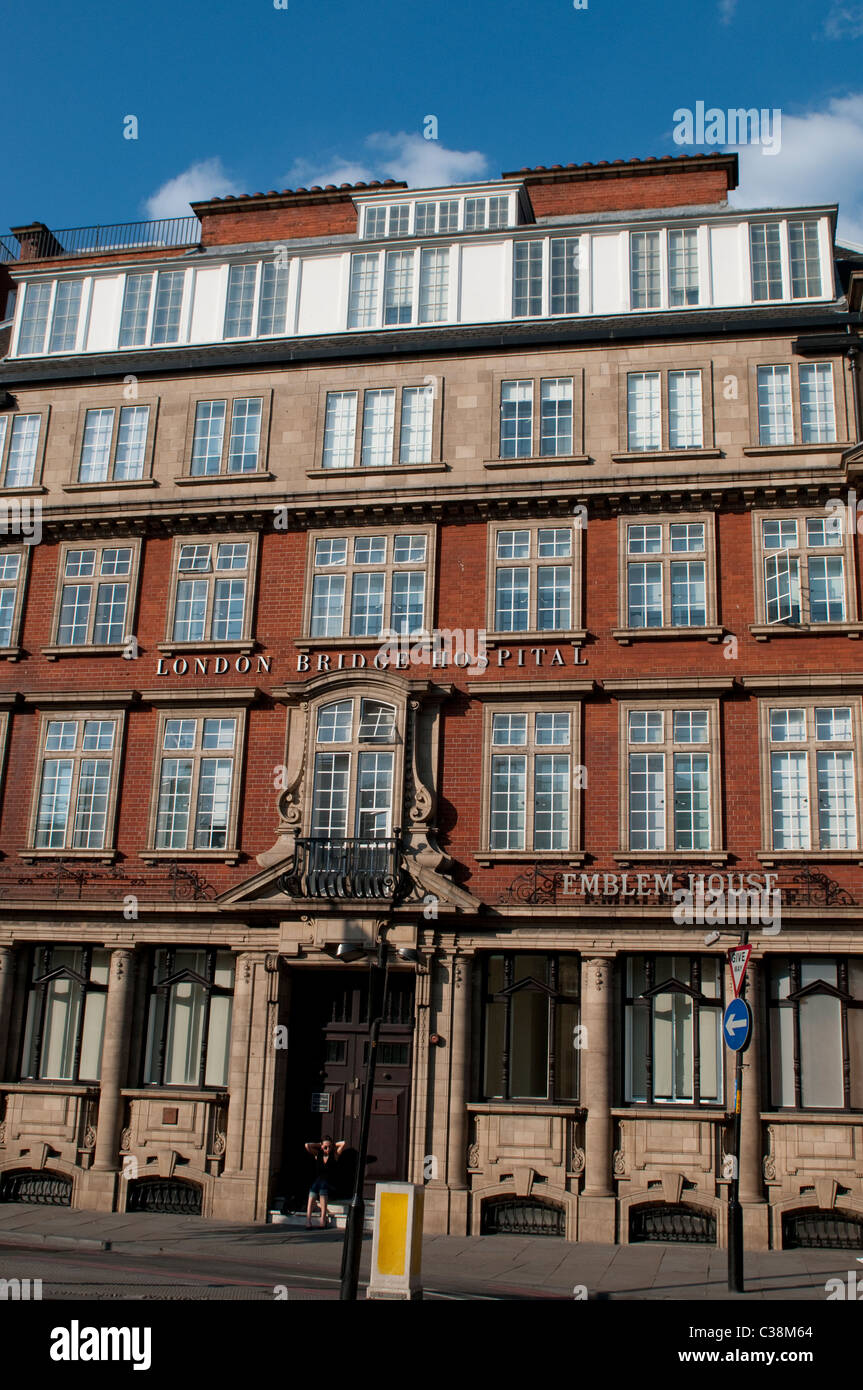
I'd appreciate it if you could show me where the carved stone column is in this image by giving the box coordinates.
[0,946,15,1079]
[739,957,769,1248]
[579,954,616,1242]
[222,951,256,1176]
[92,948,135,1172]
[446,952,472,1222]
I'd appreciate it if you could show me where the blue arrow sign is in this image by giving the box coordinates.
[723,998,752,1052]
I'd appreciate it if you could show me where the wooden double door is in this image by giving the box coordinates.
[282,968,414,1205]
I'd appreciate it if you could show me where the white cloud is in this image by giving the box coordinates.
[144,158,242,219]
[280,133,489,191]
[729,94,863,247]
[280,158,375,189]
[824,2,863,38]
[365,132,489,189]
[718,0,738,23]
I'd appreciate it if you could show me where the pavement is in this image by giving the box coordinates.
[0,1204,857,1300]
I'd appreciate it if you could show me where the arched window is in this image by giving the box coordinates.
[311,697,399,842]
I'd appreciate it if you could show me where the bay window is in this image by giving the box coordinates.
[143,948,234,1088]
[768,957,863,1110]
[20,946,109,1081]
[481,953,580,1101]
[624,955,723,1104]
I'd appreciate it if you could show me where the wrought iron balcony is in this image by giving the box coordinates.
[279,834,404,900]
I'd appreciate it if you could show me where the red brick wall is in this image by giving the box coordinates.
[199,202,359,246]
[525,168,732,217]
[1,513,861,907]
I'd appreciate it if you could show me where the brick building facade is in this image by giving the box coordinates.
[0,153,861,1247]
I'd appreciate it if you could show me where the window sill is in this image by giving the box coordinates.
[756,850,863,866]
[750,622,863,641]
[0,485,47,496]
[483,455,591,470]
[759,1109,863,1123]
[611,449,721,464]
[742,443,849,456]
[42,644,131,661]
[296,635,408,651]
[139,850,240,864]
[19,849,118,863]
[3,1082,98,1095]
[614,851,729,866]
[474,851,586,865]
[306,463,449,478]
[121,1087,227,1100]
[613,626,724,645]
[0,647,22,662]
[157,641,256,655]
[611,1105,726,1118]
[174,472,274,485]
[22,690,138,707]
[63,479,158,492]
[467,1102,585,1115]
[484,630,588,646]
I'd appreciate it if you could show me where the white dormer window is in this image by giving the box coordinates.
[750,219,824,302]
[223,261,290,339]
[347,247,452,328]
[118,270,187,348]
[17,278,86,355]
[360,192,515,239]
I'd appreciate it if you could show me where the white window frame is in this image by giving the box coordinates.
[26,711,126,856]
[346,247,454,329]
[753,510,858,633]
[619,700,723,858]
[161,533,258,652]
[302,525,436,645]
[479,702,582,860]
[44,540,141,657]
[15,277,89,356]
[487,520,584,640]
[760,699,863,856]
[118,269,190,349]
[749,218,827,304]
[145,709,246,858]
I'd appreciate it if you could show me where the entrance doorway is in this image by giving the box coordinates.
[280,968,414,1209]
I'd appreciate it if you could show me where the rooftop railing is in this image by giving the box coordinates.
[6,216,202,261]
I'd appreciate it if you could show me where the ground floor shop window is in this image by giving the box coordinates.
[768,956,863,1110]
[143,948,234,1087]
[481,952,579,1101]
[624,955,723,1104]
[20,946,109,1081]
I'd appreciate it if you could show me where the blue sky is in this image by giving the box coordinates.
[4,0,863,243]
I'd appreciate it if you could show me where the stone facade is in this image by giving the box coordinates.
[0,155,862,1246]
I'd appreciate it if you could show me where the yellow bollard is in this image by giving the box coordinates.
[366,1182,424,1300]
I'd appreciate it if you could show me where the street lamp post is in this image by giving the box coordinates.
[339,938,387,1301]
[727,927,750,1294]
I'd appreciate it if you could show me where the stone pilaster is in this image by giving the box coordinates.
[579,954,616,1242]
[445,952,471,1233]
[0,946,15,1079]
[79,948,135,1211]
[739,957,769,1249]
[222,951,256,1176]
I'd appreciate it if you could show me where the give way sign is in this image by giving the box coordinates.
[728,945,752,999]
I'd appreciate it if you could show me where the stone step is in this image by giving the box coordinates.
[268,1207,373,1232]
